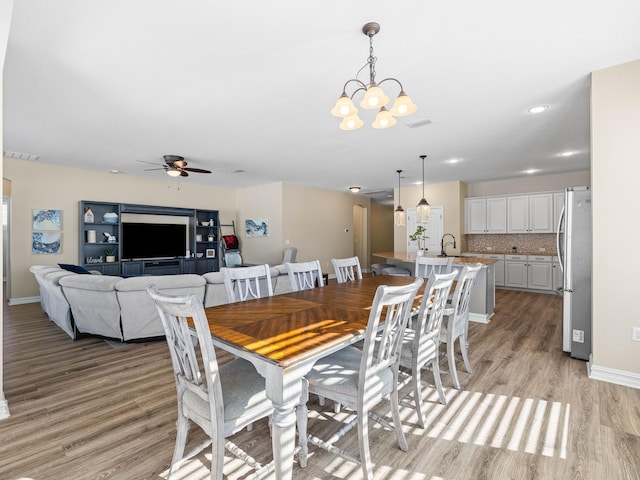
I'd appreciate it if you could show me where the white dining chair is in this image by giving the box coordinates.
[414,256,454,278]
[440,263,482,389]
[285,260,323,292]
[331,256,363,283]
[221,263,273,303]
[398,271,457,428]
[299,278,423,480]
[146,285,275,479]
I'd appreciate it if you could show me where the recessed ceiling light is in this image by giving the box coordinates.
[446,158,460,164]
[349,186,361,193]
[524,169,539,175]
[110,169,121,174]
[528,105,548,114]
[559,151,576,157]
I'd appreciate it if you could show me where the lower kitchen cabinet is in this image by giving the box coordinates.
[504,255,553,291]
[485,253,505,286]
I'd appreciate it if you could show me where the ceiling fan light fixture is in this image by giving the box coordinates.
[166,167,182,177]
[349,186,361,193]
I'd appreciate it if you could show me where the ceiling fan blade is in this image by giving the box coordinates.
[144,167,167,171]
[182,167,211,174]
[137,159,165,167]
[180,171,189,177]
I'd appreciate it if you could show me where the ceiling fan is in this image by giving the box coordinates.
[140,155,212,177]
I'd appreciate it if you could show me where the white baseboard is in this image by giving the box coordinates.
[8,296,40,306]
[469,312,493,324]
[588,357,640,389]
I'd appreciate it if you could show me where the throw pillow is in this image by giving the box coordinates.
[58,263,91,275]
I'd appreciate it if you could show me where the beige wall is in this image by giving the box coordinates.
[591,59,640,376]
[394,181,466,254]
[282,183,371,273]
[370,203,394,264]
[3,158,237,300]
[235,182,284,265]
[467,171,590,197]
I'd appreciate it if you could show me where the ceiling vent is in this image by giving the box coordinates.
[3,150,40,161]
[405,118,433,129]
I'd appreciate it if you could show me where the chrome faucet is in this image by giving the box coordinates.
[439,233,457,257]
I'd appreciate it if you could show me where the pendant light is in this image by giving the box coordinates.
[394,169,406,226]
[416,155,431,223]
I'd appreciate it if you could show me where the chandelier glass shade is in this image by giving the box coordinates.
[394,169,406,226]
[416,155,431,223]
[332,22,417,131]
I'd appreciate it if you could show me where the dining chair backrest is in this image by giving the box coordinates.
[331,256,363,284]
[147,285,274,478]
[414,271,458,358]
[282,246,298,264]
[221,263,273,303]
[361,277,423,391]
[286,260,323,292]
[447,263,482,339]
[414,256,454,278]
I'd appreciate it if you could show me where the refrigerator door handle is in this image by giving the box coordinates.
[556,205,565,273]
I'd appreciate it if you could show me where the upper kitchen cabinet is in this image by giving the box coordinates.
[553,191,565,232]
[507,193,554,233]
[465,197,507,234]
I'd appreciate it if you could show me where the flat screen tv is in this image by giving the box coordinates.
[122,223,187,260]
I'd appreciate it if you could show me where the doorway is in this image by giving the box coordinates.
[353,205,368,270]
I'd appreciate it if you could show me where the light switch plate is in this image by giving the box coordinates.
[632,327,640,342]
[573,329,584,343]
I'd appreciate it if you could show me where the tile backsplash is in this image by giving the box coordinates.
[466,233,557,255]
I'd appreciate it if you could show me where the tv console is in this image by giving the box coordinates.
[79,200,219,276]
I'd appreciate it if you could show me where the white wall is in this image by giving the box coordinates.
[591,59,640,379]
[467,171,590,197]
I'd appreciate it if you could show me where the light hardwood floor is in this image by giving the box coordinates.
[2,288,639,479]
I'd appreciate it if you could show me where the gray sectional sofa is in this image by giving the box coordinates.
[30,264,293,342]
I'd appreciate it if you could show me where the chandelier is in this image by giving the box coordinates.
[331,22,417,131]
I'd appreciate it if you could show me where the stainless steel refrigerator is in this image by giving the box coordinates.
[556,186,592,360]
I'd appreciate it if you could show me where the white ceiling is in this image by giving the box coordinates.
[4,1,640,203]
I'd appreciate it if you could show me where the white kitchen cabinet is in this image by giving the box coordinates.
[465,197,506,234]
[507,193,554,233]
[504,254,553,290]
[553,191,564,233]
[552,256,563,291]
[527,255,553,290]
[485,253,505,286]
[504,255,528,288]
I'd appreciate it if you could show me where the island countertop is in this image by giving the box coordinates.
[373,251,497,266]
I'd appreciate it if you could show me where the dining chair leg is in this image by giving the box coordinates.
[390,389,409,452]
[170,414,189,476]
[460,335,472,373]
[431,357,448,405]
[448,343,462,390]
[411,368,426,429]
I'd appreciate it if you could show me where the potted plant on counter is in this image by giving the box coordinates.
[409,225,428,255]
[104,246,117,263]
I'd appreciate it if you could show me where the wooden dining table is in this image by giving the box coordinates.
[203,274,421,480]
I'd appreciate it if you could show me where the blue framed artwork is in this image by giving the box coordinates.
[245,218,269,237]
[32,232,62,254]
[32,209,62,231]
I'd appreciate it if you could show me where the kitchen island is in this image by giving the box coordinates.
[373,252,496,323]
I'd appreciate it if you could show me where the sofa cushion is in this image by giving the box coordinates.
[59,263,91,274]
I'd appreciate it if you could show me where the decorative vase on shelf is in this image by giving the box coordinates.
[106,255,116,263]
[207,233,214,242]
